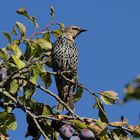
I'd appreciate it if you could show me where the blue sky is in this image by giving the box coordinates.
[1,0,140,139]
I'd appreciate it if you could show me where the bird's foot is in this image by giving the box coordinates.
[56,70,61,75]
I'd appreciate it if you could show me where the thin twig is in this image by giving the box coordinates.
[36,115,70,125]
[0,102,16,108]
[25,109,49,140]
[28,21,58,40]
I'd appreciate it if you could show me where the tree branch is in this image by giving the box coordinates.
[46,70,98,97]
[36,114,138,136]
[28,21,59,40]
[16,77,83,122]
[0,88,49,140]
[0,102,16,108]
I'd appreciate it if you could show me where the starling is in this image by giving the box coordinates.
[51,26,87,111]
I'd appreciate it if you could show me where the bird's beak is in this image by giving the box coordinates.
[80,28,87,32]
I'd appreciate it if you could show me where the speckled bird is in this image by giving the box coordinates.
[51,26,87,111]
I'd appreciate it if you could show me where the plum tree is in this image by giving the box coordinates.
[0,5,139,140]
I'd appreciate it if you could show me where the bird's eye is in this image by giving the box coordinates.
[72,27,79,30]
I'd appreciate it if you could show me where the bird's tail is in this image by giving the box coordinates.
[57,102,65,112]
[57,89,74,112]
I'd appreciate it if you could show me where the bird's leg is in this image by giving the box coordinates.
[72,75,79,92]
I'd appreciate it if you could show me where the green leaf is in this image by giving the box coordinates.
[24,40,40,60]
[95,120,108,136]
[0,112,17,131]
[43,121,53,136]
[99,134,110,140]
[41,72,52,88]
[124,77,140,102]
[6,113,17,130]
[8,79,19,94]
[16,7,39,29]
[50,5,55,19]
[16,22,26,38]
[0,126,7,136]
[0,48,9,61]
[16,7,28,16]
[45,57,52,68]
[7,40,22,58]
[18,96,26,105]
[24,42,32,61]
[100,91,118,105]
[25,39,44,60]
[43,32,50,42]
[134,75,140,83]
[11,26,18,35]
[24,83,36,100]
[34,102,52,116]
[34,103,44,115]
[33,38,52,51]
[30,63,45,85]
[29,16,39,29]
[74,87,83,102]
[58,23,65,30]
[42,105,53,116]
[12,55,25,69]
[30,73,38,85]
[95,97,108,123]
[6,106,13,113]
[7,62,18,72]
[89,119,107,136]
[70,120,87,129]
[3,32,11,43]
[51,30,63,38]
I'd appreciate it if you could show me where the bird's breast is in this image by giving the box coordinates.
[52,38,78,72]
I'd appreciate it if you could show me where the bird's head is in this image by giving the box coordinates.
[62,26,87,40]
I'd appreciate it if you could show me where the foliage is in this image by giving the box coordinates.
[0,6,139,140]
[124,75,140,102]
